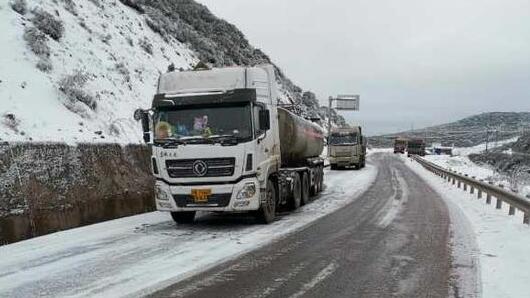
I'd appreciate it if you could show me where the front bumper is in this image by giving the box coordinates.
[329,156,360,166]
[154,177,261,212]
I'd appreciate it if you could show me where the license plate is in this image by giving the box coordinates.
[191,189,212,203]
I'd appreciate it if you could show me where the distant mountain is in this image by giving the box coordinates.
[369,112,530,148]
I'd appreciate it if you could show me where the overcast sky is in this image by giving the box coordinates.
[198,0,530,135]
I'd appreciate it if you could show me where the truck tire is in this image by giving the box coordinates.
[170,211,196,224]
[289,173,302,210]
[301,172,310,205]
[310,171,318,197]
[318,166,324,192]
[256,179,276,224]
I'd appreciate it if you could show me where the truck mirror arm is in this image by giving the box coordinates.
[133,108,152,143]
[257,131,267,144]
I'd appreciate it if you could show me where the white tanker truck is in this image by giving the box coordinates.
[135,65,325,224]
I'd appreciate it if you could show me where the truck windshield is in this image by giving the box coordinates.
[329,133,358,145]
[154,103,252,142]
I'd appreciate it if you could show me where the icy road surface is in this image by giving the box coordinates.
[152,154,459,298]
[0,161,377,297]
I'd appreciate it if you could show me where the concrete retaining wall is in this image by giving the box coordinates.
[0,142,155,244]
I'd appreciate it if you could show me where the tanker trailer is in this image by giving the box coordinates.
[276,108,325,208]
[135,64,325,224]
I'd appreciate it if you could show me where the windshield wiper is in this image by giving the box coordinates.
[157,138,188,148]
[207,135,240,146]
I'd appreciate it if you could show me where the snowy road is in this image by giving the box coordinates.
[0,157,377,297]
[152,154,456,298]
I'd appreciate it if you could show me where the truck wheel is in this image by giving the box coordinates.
[257,179,276,224]
[170,211,196,224]
[289,173,302,210]
[301,172,310,205]
[310,172,318,197]
[318,166,324,192]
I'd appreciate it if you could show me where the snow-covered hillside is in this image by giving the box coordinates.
[1,0,334,144]
[1,0,199,144]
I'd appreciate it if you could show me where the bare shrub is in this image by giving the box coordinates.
[10,0,27,15]
[59,71,97,110]
[23,26,50,57]
[88,0,102,8]
[2,113,21,132]
[509,164,530,193]
[115,62,131,82]
[32,9,65,41]
[126,37,134,46]
[36,58,53,72]
[79,19,92,33]
[138,37,153,55]
[101,33,112,44]
[62,0,78,16]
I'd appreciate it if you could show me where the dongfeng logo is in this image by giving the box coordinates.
[193,160,208,177]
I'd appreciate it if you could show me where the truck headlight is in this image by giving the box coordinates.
[155,185,170,201]
[236,182,256,200]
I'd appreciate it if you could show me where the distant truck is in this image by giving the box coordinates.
[407,138,426,157]
[328,126,367,170]
[134,64,325,224]
[393,138,407,154]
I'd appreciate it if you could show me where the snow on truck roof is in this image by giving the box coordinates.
[157,65,272,96]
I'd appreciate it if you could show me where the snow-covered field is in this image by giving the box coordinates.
[0,166,377,297]
[452,137,519,156]
[425,154,495,181]
[406,158,530,298]
[425,144,530,198]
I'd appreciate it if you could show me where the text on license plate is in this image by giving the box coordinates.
[191,189,212,203]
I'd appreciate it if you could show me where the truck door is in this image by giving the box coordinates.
[253,103,273,169]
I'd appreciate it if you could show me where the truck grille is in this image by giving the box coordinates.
[173,194,231,207]
[166,158,236,178]
[334,151,352,157]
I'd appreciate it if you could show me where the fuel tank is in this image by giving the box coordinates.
[278,108,325,166]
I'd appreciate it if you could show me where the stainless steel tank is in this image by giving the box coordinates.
[278,108,325,165]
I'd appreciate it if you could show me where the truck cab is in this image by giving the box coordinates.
[135,65,324,224]
[137,65,281,223]
[328,126,366,170]
[407,138,426,157]
[394,138,407,154]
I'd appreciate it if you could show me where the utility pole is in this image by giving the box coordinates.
[485,129,489,153]
[485,113,491,153]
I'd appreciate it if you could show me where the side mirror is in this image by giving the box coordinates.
[259,110,271,131]
[133,109,144,121]
[307,117,321,122]
[134,109,151,143]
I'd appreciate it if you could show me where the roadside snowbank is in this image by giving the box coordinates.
[0,166,377,297]
[405,158,530,298]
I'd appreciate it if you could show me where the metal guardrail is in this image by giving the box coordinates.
[412,155,530,225]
